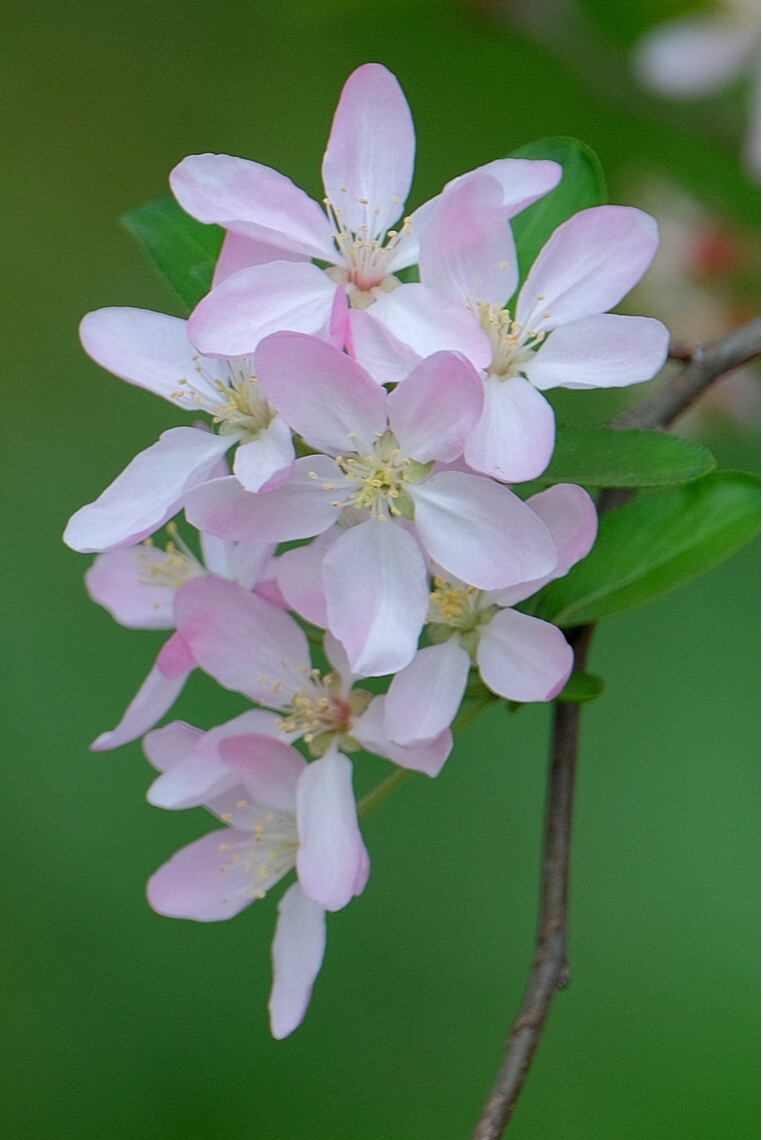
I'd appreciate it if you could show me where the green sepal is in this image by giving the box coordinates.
[121,197,224,313]
[533,425,716,488]
[532,471,761,628]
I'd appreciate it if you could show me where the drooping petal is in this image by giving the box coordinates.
[85,547,186,630]
[171,153,336,260]
[269,883,327,1039]
[383,639,471,745]
[173,576,311,703]
[64,428,233,553]
[254,332,386,454]
[90,660,190,752]
[477,609,573,702]
[412,471,557,590]
[516,207,660,332]
[634,17,753,97]
[220,734,306,814]
[322,520,429,676]
[185,459,341,544]
[524,314,669,391]
[296,748,368,912]
[232,417,295,493]
[147,828,276,922]
[463,375,556,484]
[352,695,453,776]
[417,172,519,306]
[188,261,338,358]
[387,351,484,463]
[321,63,415,240]
[79,307,224,406]
[369,283,492,369]
[148,710,286,810]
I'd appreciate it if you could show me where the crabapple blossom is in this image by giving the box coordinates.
[172,63,561,363]
[185,334,558,674]
[147,733,368,1038]
[383,484,598,744]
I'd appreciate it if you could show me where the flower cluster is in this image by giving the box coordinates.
[65,64,668,1036]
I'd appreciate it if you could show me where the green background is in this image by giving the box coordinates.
[1,1,758,1137]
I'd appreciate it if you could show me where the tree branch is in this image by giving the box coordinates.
[471,320,761,1139]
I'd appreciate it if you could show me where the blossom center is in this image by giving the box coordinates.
[276,670,373,757]
[334,429,432,521]
[134,524,205,589]
[477,303,547,380]
[427,576,499,659]
[323,194,411,301]
[173,356,275,440]
[217,808,299,901]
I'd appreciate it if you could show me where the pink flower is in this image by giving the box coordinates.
[172,63,560,362]
[382,485,598,744]
[147,733,368,1038]
[353,189,670,483]
[185,334,558,675]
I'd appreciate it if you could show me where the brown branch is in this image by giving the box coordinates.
[471,320,761,1139]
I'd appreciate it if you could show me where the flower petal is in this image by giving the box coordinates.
[464,375,556,483]
[412,471,557,589]
[634,17,753,97]
[171,153,335,260]
[85,547,183,630]
[353,695,453,776]
[387,351,484,463]
[516,207,660,331]
[477,609,573,702]
[322,520,429,676]
[346,309,422,385]
[524,313,669,390]
[383,640,471,745]
[370,283,492,368]
[232,417,295,493]
[219,734,306,813]
[322,63,414,240]
[64,428,233,553]
[212,230,307,286]
[143,721,204,773]
[296,748,368,912]
[269,882,327,1039]
[91,660,190,752]
[147,829,268,922]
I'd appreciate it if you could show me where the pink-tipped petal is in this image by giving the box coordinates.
[254,332,386,453]
[322,63,414,239]
[323,520,429,676]
[296,749,368,912]
[64,428,233,553]
[524,313,670,390]
[477,609,573,703]
[464,376,556,483]
[383,640,471,745]
[387,351,484,462]
[156,630,196,679]
[412,472,557,590]
[269,883,327,1039]
[188,261,337,358]
[91,661,190,752]
[171,154,335,260]
[516,207,660,332]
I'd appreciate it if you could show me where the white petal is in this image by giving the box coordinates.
[269,883,327,1039]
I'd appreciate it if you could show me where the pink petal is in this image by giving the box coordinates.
[370,283,492,368]
[463,375,556,483]
[352,695,453,776]
[418,172,519,306]
[91,660,189,752]
[383,640,471,745]
[147,829,271,922]
[524,314,670,390]
[171,153,335,260]
[219,734,306,815]
[173,576,310,703]
[387,351,484,463]
[156,630,196,679]
[148,710,286,810]
[79,307,224,405]
[64,428,233,553]
[276,528,338,629]
[477,609,573,702]
[296,749,368,912]
[232,417,295,493]
[143,721,204,773]
[188,261,337,358]
[85,547,180,630]
[254,332,386,454]
[185,459,341,544]
[346,309,422,385]
[322,63,414,240]
[322,520,429,676]
[269,882,327,1039]
[212,231,307,286]
[412,471,557,590]
[516,207,660,332]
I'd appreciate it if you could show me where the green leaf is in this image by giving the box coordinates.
[534,472,760,628]
[534,425,716,488]
[509,137,607,283]
[556,672,605,703]
[121,197,224,313]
